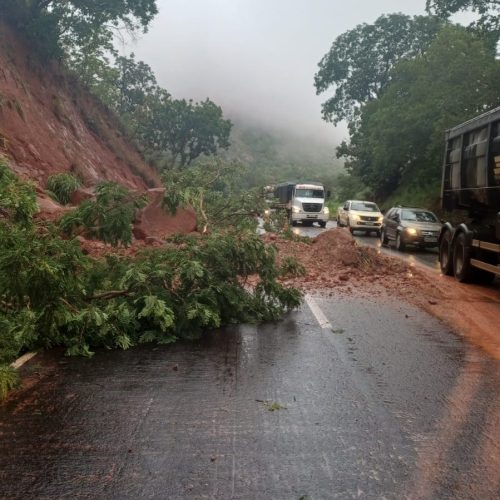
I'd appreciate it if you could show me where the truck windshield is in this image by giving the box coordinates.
[295,189,324,198]
[351,202,379,212]
[402,210,438,222]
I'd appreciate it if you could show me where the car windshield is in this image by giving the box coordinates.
[401,209,438,222]
[351,202,379,212]
[295,189,324,198]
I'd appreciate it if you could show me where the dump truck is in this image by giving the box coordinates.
[272,181,329,227]
[439,106,500,282]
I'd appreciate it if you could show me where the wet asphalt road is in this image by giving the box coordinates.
[1,295,499,499]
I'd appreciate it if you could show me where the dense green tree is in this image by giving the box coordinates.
[114,54,159,116]
[137,94,233,168]
[314,14,443,124]
[3,0,158,59]
[426,0,500,34]
[339,27,500,197]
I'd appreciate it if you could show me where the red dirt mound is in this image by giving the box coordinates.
[264,228,412,293]
[265,228,500,360]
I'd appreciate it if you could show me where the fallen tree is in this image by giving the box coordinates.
[0,160,303,398]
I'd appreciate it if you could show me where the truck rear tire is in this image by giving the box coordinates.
[439,230,453,276]
[453,232,474,282]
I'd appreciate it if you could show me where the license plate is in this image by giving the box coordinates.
[364,222,374,225]
[424,236,437,242]
[306,215,317,218]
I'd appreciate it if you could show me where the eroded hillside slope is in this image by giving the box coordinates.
[0,22,159,190]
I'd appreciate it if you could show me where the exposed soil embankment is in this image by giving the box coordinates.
[0,22,159,190]
[267,228,500,360]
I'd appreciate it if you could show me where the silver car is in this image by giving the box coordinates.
[380,206,441,251]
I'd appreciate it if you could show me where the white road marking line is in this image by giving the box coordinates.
[304,294,332,330]
[10,352,37,369]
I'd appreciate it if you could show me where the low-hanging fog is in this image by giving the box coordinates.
[129,1,439,149]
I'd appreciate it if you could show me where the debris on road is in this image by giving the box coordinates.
[263,228,500,359]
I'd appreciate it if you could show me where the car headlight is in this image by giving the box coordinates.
[352,214,361,221]
[378,216,383,222]
[323,206,330,214]
[292,206,301,213]
[264,209,270,215]
[406,227,417,235]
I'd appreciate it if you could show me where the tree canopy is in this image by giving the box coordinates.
[136,94,233,168]
[337,26,500,197]
[3,0,158,59]
[314,14,443,124]
[426,0,500,34]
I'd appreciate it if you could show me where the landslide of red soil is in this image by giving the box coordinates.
[133,188,197,240]
[263,228,413,294]
[266,228,500,360]
[0,21,159,191]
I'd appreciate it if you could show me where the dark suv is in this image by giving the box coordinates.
[380,206,441,251]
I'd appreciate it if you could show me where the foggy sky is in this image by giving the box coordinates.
[128,1,444,146]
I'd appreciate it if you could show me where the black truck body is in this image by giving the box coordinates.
[439,106,500,281]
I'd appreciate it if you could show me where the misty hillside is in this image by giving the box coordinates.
[225,121,344,189]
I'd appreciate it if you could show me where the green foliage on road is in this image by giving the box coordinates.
[0,366,18,399]
[161,157,265,234]
[0,161,302,398]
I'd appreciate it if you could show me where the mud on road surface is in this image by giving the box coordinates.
[264,228,500,359]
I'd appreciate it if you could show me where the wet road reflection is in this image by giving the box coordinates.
[0,296,498,498]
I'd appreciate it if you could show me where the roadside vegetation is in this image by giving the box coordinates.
[0,159,303,396]
[3,0,498,398]
[46,173,81,205]
[318,2,500,208]
[0,2,308,397]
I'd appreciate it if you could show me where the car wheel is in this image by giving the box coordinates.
[347,220,353,234]
[336,217,342,227]
[453,232,473,282]
[396,232,405,251]
[380,228,388,245]
[319,221,327,228]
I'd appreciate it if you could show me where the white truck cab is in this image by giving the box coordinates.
[274,182,329,227]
